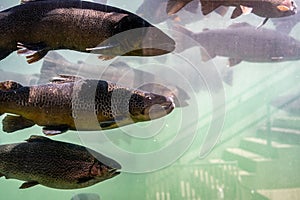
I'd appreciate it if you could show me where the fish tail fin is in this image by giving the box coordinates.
[167,0,190,15]
[2,115,35,133]
[200,0,222,15]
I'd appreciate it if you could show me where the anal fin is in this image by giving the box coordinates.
[17,42,49,64]
[2,115,35,133]
[98,55,116,60]
[231,7,243,19]
[19,181,39,189]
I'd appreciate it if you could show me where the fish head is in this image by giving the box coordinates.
[277,0,297,16]
[112,15,176,56]
[89,157,121,183]
[128,91,175,121]
[267,0,297,17]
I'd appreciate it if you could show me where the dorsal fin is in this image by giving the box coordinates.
[25,135,53,143]
[0,81,23,91]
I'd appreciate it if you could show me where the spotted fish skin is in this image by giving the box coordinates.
[0,76,175,135]
[0,0,175,63]
[0,135,121,189]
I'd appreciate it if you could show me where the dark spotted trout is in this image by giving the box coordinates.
[0,75,175,135]
[167,0,297,26]
[0,0,175,63]
[0,135,121,189]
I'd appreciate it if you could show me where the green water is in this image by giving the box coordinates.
[0,0,300,200]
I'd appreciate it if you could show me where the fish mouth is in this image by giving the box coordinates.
[108,168,121,176]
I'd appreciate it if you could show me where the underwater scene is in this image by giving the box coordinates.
[0,0,300,199]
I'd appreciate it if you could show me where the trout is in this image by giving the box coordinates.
[173,22,300,67]
[0,75,175,135]
[167,0,297,26]
[0,135,121,189]
[38,51,190,107]
[0,0,175,64]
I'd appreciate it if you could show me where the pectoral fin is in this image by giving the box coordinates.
[50,74,83,84]
[99,120,117,129]
[98,55,116,60]
[42,126,69,136]
[86,43,119,52]
[19,181,39,189]
[2,115,35,133]
[256,18,269,29]
[17,42,49,64]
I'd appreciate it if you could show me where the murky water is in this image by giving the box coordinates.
[0,0,299,199]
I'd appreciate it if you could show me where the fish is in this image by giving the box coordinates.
[271,92,300,115]
[0,135,121,189]
[177,0,298,27]
[0,0,175,64]
[172,22,300,67]
[71,193,100,200]
[38,51,190,107]
[0,75,175,135]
